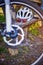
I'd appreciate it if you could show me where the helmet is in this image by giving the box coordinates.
[16,7,33,22]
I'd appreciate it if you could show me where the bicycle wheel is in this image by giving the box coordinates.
[10,0,43,65]
[0,0,43,65]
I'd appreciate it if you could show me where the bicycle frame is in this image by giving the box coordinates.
[5,0,12,32]
[0,0,24,47]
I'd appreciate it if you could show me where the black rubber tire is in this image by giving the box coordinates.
[0,0,43,19]
[10,0,43,20]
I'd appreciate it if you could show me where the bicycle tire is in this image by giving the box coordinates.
[0,0,43,19]
[10,0,43,19]
[8,0,43,65]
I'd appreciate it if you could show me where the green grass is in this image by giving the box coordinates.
[30,29,39,35]
[0,14,5,22]
[29,22,40,36]
[0,46,8,53]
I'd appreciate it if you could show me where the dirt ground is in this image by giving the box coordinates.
[0,27,43,65]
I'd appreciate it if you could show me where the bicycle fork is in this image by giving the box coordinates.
[5,0,12,32]
[1,0,24,47]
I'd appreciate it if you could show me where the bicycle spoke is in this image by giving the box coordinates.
[8,39,13,42]
[16,37,18,43]
[18,33,22,37]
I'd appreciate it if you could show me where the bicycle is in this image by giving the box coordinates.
[0,0,43,65]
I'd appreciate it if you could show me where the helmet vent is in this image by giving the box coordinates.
[24,12,27,17]
[18,12,20,16]
[27,13,30,17]
[21,11,23,17]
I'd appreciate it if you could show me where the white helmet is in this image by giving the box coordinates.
[16,7,33,21]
